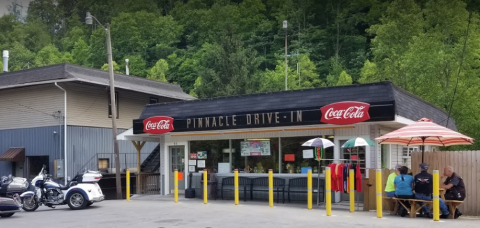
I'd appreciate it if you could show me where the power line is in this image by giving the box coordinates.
[0,96,58,118]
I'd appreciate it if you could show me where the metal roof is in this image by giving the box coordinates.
[0,147,25,162]
[0,63,195,101]
[137,81,457,130]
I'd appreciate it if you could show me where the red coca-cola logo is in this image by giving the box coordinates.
[320,101,370,125]
[143,116,174,134]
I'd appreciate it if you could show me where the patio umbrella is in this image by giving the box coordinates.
[302,137,335,207]
[302,137,335,148]
[375,118,474,162]
[342,137,376,148]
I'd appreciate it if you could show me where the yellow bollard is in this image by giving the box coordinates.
[433,170,440,221]
[174,169,178,203]
[349,169,354,212]
[326,167,332,216]
[234,169,239,205]
[203,169,208,204]
[269,169,273,207]
[376,169,383,218]
[126,169,130,201]
[307,169,312,210]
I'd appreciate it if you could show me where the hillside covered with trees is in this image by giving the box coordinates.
[1,0,480,148]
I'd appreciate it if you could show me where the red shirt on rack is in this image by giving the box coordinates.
[328,163,337,191]
[355,164,362,192]
[336,163,344,193]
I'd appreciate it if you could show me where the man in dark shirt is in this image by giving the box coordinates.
[414,163,433,217]
[440,166,466,218]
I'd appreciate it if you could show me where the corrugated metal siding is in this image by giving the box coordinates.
[63,82,176,129]
[66,126,157,177]
[0,84,63,130]
[0,126,63,177]
[0,125,158,178]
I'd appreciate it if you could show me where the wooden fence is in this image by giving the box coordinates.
[411,151,480,216]
[363,168,392,212]
[363,151,480,215]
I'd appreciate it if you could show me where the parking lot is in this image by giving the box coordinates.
[1,196,479,228]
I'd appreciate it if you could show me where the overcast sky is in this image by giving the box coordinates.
[0,0,31,17]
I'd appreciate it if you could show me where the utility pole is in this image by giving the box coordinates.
[86,13,122,200]
[283,20,288,91]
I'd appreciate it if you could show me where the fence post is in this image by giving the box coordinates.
[203,169,208,204]
[307,169,312,210]
[376,169,382,218]
[269,169,273,207]
[326,167,332,216]
[174,169,178,203]
[234,169,239,205]
[433,170,440,221]
[126,169,130,201]
[349,169,354,212]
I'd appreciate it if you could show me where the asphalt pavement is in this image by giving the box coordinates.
[1,196,479,228]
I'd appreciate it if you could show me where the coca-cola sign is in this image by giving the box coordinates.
[143,116,174,134]
[320,101,370,125]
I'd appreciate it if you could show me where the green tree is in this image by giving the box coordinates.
[121,55,147,77]
[190,35,263,98]
[101,61,121,73]
[34,44,70,67]
[336,71,353,86]
[147,59,169,82]
[72,39,91,66]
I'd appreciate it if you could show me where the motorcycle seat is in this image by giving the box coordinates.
[58,184,70,190]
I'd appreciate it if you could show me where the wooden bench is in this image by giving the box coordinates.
[392,198,433,218]
[220,177,252,202]
[250,177,285,203]
[383,197,398,215]
[444,200,463,219]
[287,177,324,202]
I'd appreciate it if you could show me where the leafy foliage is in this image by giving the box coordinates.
[1,0,480,148]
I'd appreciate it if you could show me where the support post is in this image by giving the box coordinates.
[131,141,146,195]
[126,169,130,201]
[174,169,178,203]
[234,169,239,205]
[349,169,354,212]
[433,170,440,221]
[203,169,208,204]
[307,169,312,210]
[326,167,332,216]
[269,169,273,207]
[376,169,383,218]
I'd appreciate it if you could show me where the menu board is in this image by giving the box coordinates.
[241,140,271,156]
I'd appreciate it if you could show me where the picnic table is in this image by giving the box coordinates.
[383,189,463,219]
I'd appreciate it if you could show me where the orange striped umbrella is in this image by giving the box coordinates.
[375,118,474,162]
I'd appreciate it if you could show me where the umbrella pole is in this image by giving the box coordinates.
[317,159,320,207]
[422,137,426,163]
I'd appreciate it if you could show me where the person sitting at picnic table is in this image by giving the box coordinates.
[414,163,433,218]
[385,164,402,197]
[394,166,415,217]
[440,166,465,219]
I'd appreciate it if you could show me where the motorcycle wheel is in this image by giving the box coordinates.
[22,196,39,212]
[67,192,87,210]
[0,213,15,218]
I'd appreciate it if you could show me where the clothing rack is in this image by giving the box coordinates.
[315,158,365,209]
